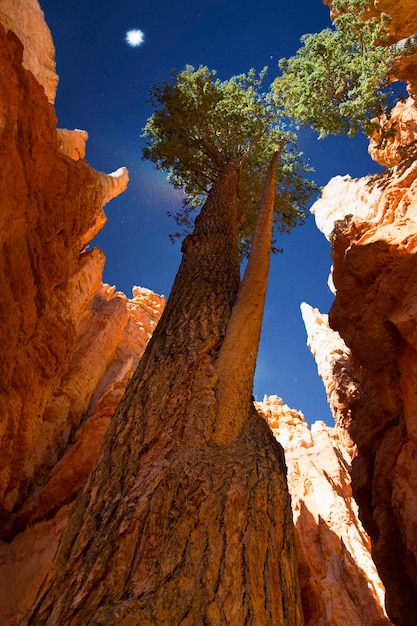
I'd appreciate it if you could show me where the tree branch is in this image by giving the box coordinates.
[391,33,417,58]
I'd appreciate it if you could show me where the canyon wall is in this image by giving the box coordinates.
[0,0,398,624]
[0,7,164,624]
[0,9,168,531]
[294,6,417,620]
[300,4,417,623]
[308,107,417,623]
[257,396,391,626]
[0,0,57,104]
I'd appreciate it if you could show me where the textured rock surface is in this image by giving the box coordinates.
[0,0,57,103]
[0,13,165,624]
[305,13,417,619]
[57,128,89,160]
[0,281,164,625]
[368,97,417,167]
[308,98,417,623]
[13,284,165,533]
[0,5,165,534]
[258,396,391,626]
[300,302,359,446]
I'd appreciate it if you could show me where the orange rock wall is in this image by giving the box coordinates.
[258,396,391,626]
[300,302,359,447]
[309,102,417,625]
[0,0,57,103]
[0,12,165,623]
[0,18,164,536]
[299,6,417,623]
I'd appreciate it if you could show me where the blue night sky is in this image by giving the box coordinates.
[40,0,382,426]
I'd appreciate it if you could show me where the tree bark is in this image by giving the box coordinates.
[28,163,303,625]
[214,149,281,444]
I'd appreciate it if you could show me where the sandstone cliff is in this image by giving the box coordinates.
[0,9,164,623]
[300,3,417,622]
[258,396,391,626]
[304,24,417,626]
[0,0,57,103]
[308,111,417,623]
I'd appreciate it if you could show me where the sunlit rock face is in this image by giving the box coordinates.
[257,396,391,626]
[0,16,135,530]
[12,284,165,533]
[0,9,165,622]
[300,302,359,447]
[0,0,57,103]
[308,10,417,622]
[368,97,417,167]
[307,94,417,626]
[0,0,157,546]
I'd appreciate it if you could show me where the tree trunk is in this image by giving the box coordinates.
[214,149,281,444]
[28,164,303,625]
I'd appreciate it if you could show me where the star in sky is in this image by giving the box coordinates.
[125,29,145,47]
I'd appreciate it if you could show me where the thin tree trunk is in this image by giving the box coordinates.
[28,162,303,625]
[214,149,281,444]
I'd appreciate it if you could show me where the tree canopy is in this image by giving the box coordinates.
[273,0,398,138]
[142,65,316,255]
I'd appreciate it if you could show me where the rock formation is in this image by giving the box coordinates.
[303,3,417,615]
[0,0,57,103]
[308,120,417,624]
[258,396,391,626]
[368,97,417,167]
[0,8,164,624]
[307,98,417,623]
[300,302,360,447]
[300,4,417,621]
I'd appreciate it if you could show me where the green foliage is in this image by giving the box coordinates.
[273,0,397,138]
[142,65,316,252]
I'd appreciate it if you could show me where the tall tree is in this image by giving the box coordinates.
[28,67,315,624]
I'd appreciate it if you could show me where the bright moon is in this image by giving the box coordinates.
[125,29,145,47]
